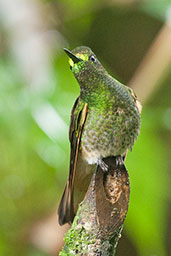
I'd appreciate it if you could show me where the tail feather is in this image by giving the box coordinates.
[58,181,75,225]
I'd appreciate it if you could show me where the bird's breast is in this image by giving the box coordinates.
[80,105,140,164]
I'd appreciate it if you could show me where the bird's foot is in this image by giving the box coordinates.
[97,159,109,172]
[116,156,124,167]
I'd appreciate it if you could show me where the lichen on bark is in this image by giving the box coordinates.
[59,156,130,256]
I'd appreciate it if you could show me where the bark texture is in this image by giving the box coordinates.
[59,156,130,256]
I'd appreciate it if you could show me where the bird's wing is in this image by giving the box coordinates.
[69,97,88,190]
[58,97,88,225]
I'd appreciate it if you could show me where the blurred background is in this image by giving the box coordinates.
[0,0,171,255]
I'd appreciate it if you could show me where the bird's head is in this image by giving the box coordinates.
[64,46,107,83]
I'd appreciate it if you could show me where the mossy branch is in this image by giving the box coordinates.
[59,157,130,256]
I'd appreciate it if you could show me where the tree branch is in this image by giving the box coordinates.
[59,157,130,255]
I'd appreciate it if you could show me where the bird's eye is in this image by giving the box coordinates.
[89,55,96,63]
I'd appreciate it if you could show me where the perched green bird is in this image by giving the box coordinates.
[58,46,141,225]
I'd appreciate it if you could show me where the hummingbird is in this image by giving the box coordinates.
[58,46,141,225]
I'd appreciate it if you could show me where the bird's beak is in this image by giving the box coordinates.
[64,48,82,63]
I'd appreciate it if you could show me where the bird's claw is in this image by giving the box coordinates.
[98,159,109,172]
[116,156,124,167]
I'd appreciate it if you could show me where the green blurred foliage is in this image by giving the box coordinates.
[0,0,171,256]
[142,0,171,19]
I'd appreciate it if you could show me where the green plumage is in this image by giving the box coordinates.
[71,46,140,164]
[58,46,141,225]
